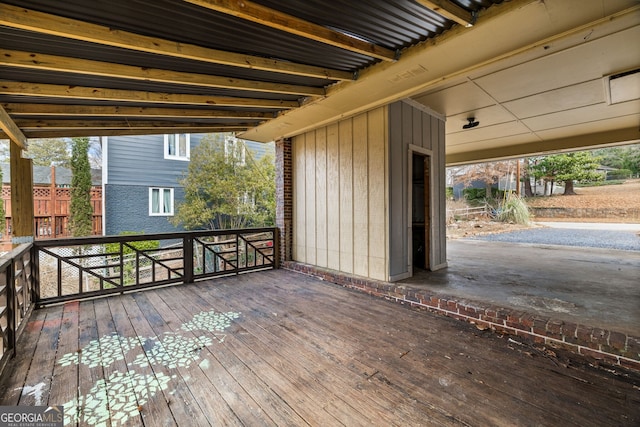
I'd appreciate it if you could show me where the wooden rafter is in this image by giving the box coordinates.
[1,127,249,139]
[415,0,474,27]
[3,104,275,120]
[0,104,28,149]
[15,119,254,130]
[1,50,325,97]
[184,0,397,61]
[0,4,352,81]
[0,82,299,109]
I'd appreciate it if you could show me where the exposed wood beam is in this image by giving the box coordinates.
[2,127,251,139]
[446,127,640,165]
[1,50,325,97]
[184,0,397,61]
[415,0,474,27]
[0,103,28,149]
[0,82,299,109]
[0,4,352,81]
[3,103,275,120]
[15,119,254,131]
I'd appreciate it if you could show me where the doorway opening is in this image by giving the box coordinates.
[412,152,430,270]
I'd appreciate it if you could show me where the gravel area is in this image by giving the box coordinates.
[470,227,640,251]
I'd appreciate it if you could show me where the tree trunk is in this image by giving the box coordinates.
[485,182,493,199]
[563,180,577,195]
[523,174,533,197]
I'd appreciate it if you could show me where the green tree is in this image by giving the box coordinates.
[454,160,514,200]
[530,152,602,195]
[172,134,275,230]
[19,138,70,167]
[593,144,640,176]
[69,137,94,236]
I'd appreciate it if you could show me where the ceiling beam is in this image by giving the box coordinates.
[0,103,28,149]
[184,0,397,61]
[1,127,250,139]
[15,119,254,131]
[415,0,474,27]
[3,103,275,120]
[446,127,640,165]
[0,81,299,109]
[1,49,325,97]
[0,4,352,82]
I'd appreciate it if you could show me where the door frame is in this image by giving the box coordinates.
[407,144,433,276]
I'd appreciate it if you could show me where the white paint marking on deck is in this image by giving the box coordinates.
[21,382,47,405]
[54,309,241,425]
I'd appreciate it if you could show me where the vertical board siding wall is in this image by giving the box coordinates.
[292,107,389,281]
[388,100,447,279]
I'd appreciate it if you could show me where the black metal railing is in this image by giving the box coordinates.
[0,243,35,376]
[33,227,277,305]
[0,227,277,377]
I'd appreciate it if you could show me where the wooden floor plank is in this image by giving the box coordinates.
[127,293,239,426]
[208,274,486,425]
[89,297,142,427]
[17,305,64,406]
[264,273,634,426]
[263,271,635,425]
[0,307,49,405]
[1,270,638,427]
[152,287,310,427]
[47,302,79,415]
[106,295,176,426]
[161,285,349,426]
[136,292,248,425]
[195,278,470,427]
[74,299,111,427]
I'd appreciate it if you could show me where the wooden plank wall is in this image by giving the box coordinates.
[292,107,388,281]
[388,100,447,279]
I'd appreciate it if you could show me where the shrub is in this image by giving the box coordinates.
[497,194,531,225]
[104,231,160,255]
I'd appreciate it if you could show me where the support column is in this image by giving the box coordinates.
[10,140,34,244]
[275,138,292,265]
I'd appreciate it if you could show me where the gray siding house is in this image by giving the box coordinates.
[102,133,273,236]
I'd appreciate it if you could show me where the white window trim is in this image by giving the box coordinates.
[164,133,190,161]
[149,187,174,216]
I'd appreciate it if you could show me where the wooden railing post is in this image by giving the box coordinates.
[184,235,194,284]
[6,258,16,357]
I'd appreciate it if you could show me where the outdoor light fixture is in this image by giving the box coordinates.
[463,117,479,129]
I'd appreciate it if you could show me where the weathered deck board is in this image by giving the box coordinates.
[0,269,638,426]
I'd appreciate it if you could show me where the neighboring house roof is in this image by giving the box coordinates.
[1,163,102,186]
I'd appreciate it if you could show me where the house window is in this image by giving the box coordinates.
[149,187,174,216]
[164,134,190,160]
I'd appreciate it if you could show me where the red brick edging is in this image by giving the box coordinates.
[283,261,640,372]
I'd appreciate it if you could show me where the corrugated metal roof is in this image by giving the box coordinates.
[0,0,504,139]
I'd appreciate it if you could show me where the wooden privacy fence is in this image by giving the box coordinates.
[1,185,102,241]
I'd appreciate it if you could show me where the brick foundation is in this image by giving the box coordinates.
[283,261,640,371]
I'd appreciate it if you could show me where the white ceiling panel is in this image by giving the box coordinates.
[447,121,531,146]
[473,26,640,103]
[503,79,606,119]
[534,114,640,141]
[522,100,640,131]
[412,81,495,116]
[446,105,516,134]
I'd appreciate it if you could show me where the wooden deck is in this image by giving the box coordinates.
[0,269,638,426]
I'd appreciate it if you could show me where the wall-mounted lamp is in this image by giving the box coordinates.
[462,117,479,129]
